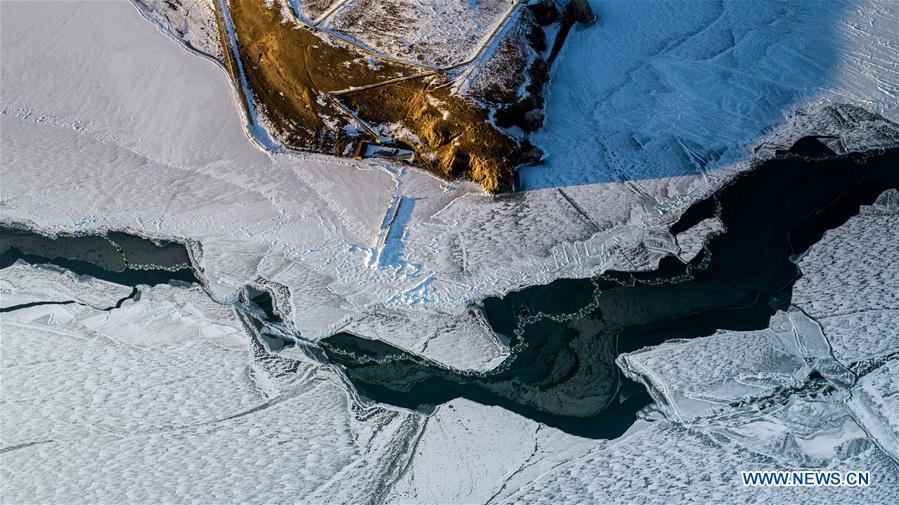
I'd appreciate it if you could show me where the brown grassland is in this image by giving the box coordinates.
[220,0,530,192]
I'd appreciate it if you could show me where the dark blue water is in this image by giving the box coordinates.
[321,139,899,438]
[2,136,896,440]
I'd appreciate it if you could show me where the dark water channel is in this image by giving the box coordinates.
[2,136,896,439]
[319,139,899,437]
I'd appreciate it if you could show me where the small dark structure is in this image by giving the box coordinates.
[529,0,561,26]
[565,0,596,25]
[352,141,415,162]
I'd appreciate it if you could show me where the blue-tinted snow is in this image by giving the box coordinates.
[522,0,898,189]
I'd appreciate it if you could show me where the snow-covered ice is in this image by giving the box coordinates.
[791,190,899,365]
[0,261,134,310]
[522,0,899,190]
[0,266,425,503]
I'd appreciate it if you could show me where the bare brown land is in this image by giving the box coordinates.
[220,0,536,193]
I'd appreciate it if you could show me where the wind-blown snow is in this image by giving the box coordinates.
[850,361,899,462]
[0,266,426,503]
[499,410,898,505]
[521,0,899,191]
[788,189,899,463]
[791,190,899,365]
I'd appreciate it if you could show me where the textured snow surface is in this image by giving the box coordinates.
[0,268,424,503]
[0,261,133,310]
[609,200,899,504]
[521,0,899,190]
[500,413,898,505]
[850,360,899,462]
[1,283,254,446]
[339,306,510,371]
[791,190,899,365]
[787,190,899,463]
[618,310,824,422]
[385,399,593,504]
